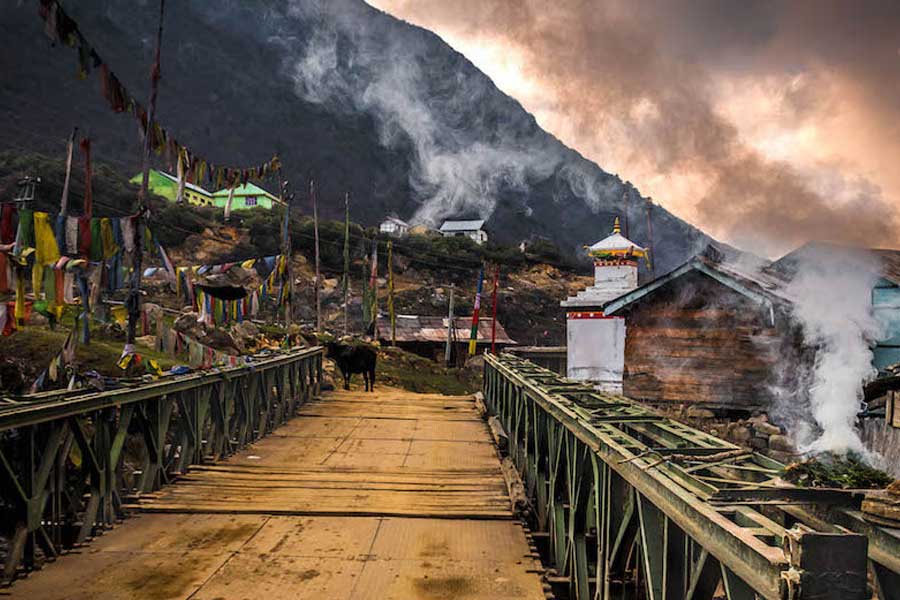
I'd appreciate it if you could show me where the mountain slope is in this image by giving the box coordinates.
[0,0,709,274]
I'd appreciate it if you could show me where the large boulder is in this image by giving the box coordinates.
[173,312,240,354]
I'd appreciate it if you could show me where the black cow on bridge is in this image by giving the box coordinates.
[326,340,377,392]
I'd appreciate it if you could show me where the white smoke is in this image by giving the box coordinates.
[782,248,884,455]
[274,1,599,226]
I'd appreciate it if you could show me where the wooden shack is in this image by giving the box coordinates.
[374,314,516,364]
[602,248,799,413]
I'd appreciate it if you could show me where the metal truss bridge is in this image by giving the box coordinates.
[483,352,900,600]
[0,349,897,599]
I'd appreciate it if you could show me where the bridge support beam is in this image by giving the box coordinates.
[0,348,322,584]
[484,353,876,600]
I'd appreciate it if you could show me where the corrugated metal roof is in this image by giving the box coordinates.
[439,220,485,232]
[212,182,283,204]
[155,170,214,196]
[603,244,793,316]
[381,216,410,227]
[770,242,900,286]
[375,314,516,344]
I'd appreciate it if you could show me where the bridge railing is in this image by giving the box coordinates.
[483,352,893,600]
[0,346,323,583]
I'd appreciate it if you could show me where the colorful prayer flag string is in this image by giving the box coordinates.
[36,0,280,185]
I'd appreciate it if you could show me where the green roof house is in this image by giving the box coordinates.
[212,182,284,211]
[129,169,215,207]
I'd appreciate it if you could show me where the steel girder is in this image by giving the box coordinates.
[0,348,323,583]
[484,353,876,600]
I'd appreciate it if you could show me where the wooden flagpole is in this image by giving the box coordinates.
[387,240,395,346]
[311,179,322,333]
[279,173,292,329]
[342,192,350,335]
[445,284,455,366]
[468,264,485,356]
[490,264,500,354]
[128,0,165,351]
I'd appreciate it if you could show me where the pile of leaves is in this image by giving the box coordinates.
[782,453,894,489]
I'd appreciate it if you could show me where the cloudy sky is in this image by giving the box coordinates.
[369,0,900,255]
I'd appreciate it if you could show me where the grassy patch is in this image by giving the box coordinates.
[0,325,179,387]
[376,347,482,395]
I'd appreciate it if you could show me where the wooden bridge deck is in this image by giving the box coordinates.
[3,388,545,599]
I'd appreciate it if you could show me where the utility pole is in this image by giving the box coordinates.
[128,0,166,352]
[445,285,455,367]
[387,240,395,346]
[311,180,322,333]
[342,192,350,335]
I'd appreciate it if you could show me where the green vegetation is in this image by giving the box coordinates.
[782,453,894,489]
[371,347,482,395]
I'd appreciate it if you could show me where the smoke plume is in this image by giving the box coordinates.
[779,248,883,455]
[370,0,900,256]
[274,0,567,227]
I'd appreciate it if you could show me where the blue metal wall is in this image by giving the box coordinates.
[873,278,900,372]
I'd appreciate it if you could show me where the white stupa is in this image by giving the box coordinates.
[561,218,648,391]
[562,218,647,307]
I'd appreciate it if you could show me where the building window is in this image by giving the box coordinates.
[245,196,257,207]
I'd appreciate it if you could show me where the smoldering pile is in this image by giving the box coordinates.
[781,452,893,490]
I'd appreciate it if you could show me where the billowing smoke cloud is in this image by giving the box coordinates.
[370,0,900,256]
[275,0,566,227]
[781,248,883,454]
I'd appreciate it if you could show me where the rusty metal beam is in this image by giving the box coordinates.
[0,348,323,583]
[484,352,872,600]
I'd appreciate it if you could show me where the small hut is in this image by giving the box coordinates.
[375,314,516,364]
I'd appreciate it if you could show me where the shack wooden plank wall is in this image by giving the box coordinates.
[620,272,789,411]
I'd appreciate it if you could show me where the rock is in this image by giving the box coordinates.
[98,321,126,341]
[27,313,48,327]
[231,320,259,343]
[686,406,716,419]
[750,436,768,450]
[728,426,752,444]
[135,335,157,348]
[0,357,29,394]
[754,422,782,437]
[465,354,485,371]
[143,302,165,322]
[766,450,797,465]
[173,312,240,354]
[768,434,794,453]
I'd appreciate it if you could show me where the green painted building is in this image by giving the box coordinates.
[212,182,284,211]
[129,169,215,207]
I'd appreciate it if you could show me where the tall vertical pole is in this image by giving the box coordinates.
[342,192,350,335]
[59,127,77,215]
[280,173,292,329]
[445,285,455,367]
[311,180,322,334]
[645,196,656,279]
[387,240,395,346]
[468,264,485,357]
[128,0,166,349]
[368,239,379,338]
[490,264,500,354]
